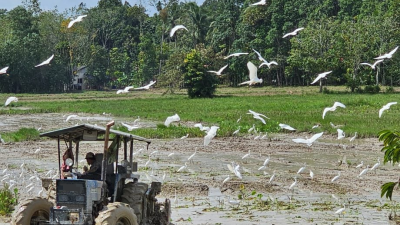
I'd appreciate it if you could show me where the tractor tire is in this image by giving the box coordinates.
[121,182,148,224]
[12,197,53,225]
[95,202,138,225]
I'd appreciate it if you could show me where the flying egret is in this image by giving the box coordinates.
[292,132,324,147]
[208,64,228,76]
[4,97,18,106]
[164,114,180,127]
[170,25,188,37]
[358,165,370,178]
[121,122,140,131]
[289,177,298,190]
[180,134,189,139]
[374,46,399,60]
[309,170,314,180]
[252,49,278,68]
[283,27,304,38]
[310,71,332,85]
[360,60,384,70]
[335,204,346,218]
[0,66,9,74]
[251,0,267,5]
[116,86,133,94]
[331,171,341,182]
[194,123,210,132]
[337,129,345,140]
[379,102,397,118]
[68,15,87,28]
[134,80,156,90]
[322,102,346,119]
[370,158,380,173]
[224,52,249,59]
[222,175,231,184]
[247,110,270,123]
[239,62,263,85]
[355,161,363,168]
[35,54,54,67]
[204,126,219,146]
[279,123,296,131]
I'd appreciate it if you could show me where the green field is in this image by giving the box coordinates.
[1,86,400,139]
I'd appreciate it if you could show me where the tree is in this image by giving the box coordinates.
[183,47,218,98]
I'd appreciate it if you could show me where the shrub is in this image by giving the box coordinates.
[386,86,395,93]
[0,184,18,216]
[364,85,380,93]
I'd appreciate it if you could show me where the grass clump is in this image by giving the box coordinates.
[1,128,40,143]
[0,184,18,216]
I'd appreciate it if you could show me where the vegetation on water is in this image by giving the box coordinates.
[0,184,18,216]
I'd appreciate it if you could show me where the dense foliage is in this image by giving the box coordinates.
[0,0,400,94]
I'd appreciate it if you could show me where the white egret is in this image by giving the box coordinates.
[121,122,140,131]
[208,64,228,76]
[289,177,298,190]
[263,155,271,166]
[322,102,346,119]
[167,152,175,157]
[234,165,242,179]
[242,150,251,160]
[309,170,314,180]
[164,114,180,127]
[330,122,343,128]
[312,124,320,129]
[337,129,345,140]
[269,171,276,183]
[374,46,399,60]
[34,147,41,154]
[251,0,266,5]
[4,97,18,106]
[350,132,357,142]
[180,134,189,139]
[116,86,133,94]
[227,196,241,207]
[292,132,324,146]
[239,62,263,85]
[35,54,54,67]
[331,171,341,182]
[236,116,242,123]
[204,126,219,146]
[283,27,304,38]
[134,80,156,90]
[222,175,231,184]
[224,52,248,59]
[0,66,9,74]
[252,49,278,68]
[360,60,384,70]
[232,127,240,136]
[355,161,363,168]
[310,71,332,85]
[335,204,346,217]
[177,162,188,172]
[133,116,140,124]
[297,163,307,175]
[0,135,5,144]
[68,15,87,28]
[279,123,296,131]
[258,165,266,171]
[187,148,197,162]
[170,25,188,37]
[358,165,370,178]
[370,158,380,173]
[65,114,78,122]
[379,102,397,118]
[227,163,236,174]
[194,123,210,132]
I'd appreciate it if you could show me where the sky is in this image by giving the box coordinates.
[0,0,205,15]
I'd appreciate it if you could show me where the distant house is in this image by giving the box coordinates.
[72,66,87,90]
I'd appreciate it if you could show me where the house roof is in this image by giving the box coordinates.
[40,124,151,143]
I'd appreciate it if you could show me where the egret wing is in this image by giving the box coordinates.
[333,102,346,109]
[0,66,9,74]
[170,25,188,37]
[309,132,324,143]
[310,74,323,84]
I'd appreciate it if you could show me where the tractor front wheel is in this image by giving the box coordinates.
[95,202,138,225]
[12,197,53,225]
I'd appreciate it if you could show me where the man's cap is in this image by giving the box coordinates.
[85,152,95,159]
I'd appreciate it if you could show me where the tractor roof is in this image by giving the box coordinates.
[40,124,151,144]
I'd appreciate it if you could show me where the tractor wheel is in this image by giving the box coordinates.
[12,197,53,225]
[95,202,138,225]
[121,182,148,225]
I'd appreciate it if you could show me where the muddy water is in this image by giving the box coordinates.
[0,113,399,224]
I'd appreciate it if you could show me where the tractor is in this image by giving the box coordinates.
[12,121,171,225]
